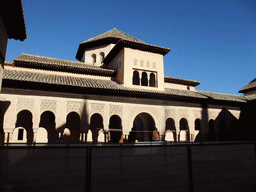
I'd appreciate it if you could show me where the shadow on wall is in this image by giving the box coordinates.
[200,107,239,142]
[0,101,10,144]
[238,100,256,141]
[7,102,90,144]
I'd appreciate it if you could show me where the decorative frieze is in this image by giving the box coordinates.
[165,109,176,119]
[40,99,57,113]
[179,109,188,119]
[193,110,201,119]
[66,101,84,114]
[90,103,104,115]
[17,98,34,112]
[109,105,122,117]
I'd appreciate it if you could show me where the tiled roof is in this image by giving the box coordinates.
[103,40,170,66]
[3,69,122,90]
[3,69,247,105]
[76,29,171,61]
[164,76,201,86]
[165,89,247,103]
[197,90,247,103]
[84,28,145,44]
[14,54,116,77]
[239,78,256,93]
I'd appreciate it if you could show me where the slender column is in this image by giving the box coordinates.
[4,128,13,143]
[175,119,180,141]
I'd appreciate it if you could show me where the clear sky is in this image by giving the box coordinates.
[5,0,256,95]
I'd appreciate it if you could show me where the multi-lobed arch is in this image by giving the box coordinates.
[9,106,239,143]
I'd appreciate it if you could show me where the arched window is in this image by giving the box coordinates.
[134,59,137,66]
[166,118,176,131]
[15,110,33,143]
[141,72,148,86]
[109,115,122,143]
[140,60,144,67]
[195,119,202,131]
[90,113,104,142]
[132,71,140,85]
[65,112,81,142]
[180,118,189,141]
[149,73,156,87]
[39,111,56,143]
[100,52,105,62]
[92,54,96,64]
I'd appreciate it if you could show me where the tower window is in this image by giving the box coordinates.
[141,72,148,86]
[92,54,96,64]
[134,59,137,66]
[153,62,156,68]
[100,52,105,62]
[140,60,144,67]
[149,73,156,87]
[133,71,140,85]
[147,61,150,68]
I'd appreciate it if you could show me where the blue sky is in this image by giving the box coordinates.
[5,0,256,95]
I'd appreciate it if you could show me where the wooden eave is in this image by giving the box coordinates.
[0,0,27,41]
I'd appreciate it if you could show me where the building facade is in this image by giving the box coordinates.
[0,29,251,144]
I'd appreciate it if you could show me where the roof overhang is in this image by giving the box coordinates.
[76,37,171,62]
[0,0,27,41]
[103,40,171,65]
[164,76,201,87]
[76,37,120,61]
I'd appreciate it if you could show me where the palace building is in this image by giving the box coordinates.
[0,28,252,144]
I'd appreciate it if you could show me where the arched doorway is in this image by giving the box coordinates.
[165,118,176,141]
[39,111,56,143]
[15,110,33,143]
[65,112,80,142]
[129,113,158,142]
[90,113,104,142]
[179,118,189,141]
[109,115,122,143]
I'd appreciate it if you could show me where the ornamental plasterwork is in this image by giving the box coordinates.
[90,103,104,116]
[165,109,176,119]
[109,105,122,117]
[40,99,57,113]
[179,109,189,119]
[193,110,201,119]
[17,98,35,112]
[66,101,84,114]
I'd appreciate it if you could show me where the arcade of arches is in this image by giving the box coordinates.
[1,98,241,144]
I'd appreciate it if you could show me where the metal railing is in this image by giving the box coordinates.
[1,141,256,192]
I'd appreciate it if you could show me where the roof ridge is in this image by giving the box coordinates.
[113,28,145,43]
[198,90,242,97]
[15,53,85,64]
[83,28,145,43]
[84,28,115,43]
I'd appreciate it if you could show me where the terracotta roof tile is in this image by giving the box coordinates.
[3,69,122,90]
[164,76,201,86]
[3,69,247,104]
[14,54,116,77]
[239,78,256,93]
[84,28,145,44]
